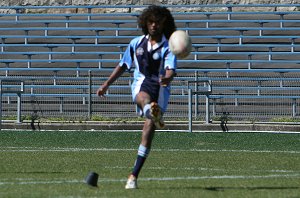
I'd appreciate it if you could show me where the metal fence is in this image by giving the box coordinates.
[1,70,300,124]
[1,4,300,124]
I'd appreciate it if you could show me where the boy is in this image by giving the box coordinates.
[96,5,177,189]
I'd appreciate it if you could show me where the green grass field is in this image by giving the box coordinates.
[0,130,299,198]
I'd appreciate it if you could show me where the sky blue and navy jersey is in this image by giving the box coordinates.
[119,34,177,112]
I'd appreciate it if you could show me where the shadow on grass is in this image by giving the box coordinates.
[205,186,300,191]
[161,186,299,191]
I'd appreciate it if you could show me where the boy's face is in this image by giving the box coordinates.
[146,16,165,37]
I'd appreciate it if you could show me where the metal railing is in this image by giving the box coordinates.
[187,80,212,132]
[1,4,300,130]
[0,79,24,130]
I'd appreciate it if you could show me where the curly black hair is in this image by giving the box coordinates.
[138,5,176,39]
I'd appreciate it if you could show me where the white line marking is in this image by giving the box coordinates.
[103,166,298,173]
[0,174,300,186]
[0,180,81,186]
[136,174,300,181]
[3,128,300,133]
[0,146,299,154]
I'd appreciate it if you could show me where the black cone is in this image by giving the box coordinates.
[85,171,99,187]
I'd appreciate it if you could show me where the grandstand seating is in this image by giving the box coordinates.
[1,4,300,124]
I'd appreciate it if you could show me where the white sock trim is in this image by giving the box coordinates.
[138,144,150,157]
[143,104,151,119]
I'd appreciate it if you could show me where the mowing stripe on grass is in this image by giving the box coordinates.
[0,146,300,154]
[0,174,300,186]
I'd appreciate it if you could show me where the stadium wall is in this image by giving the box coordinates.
[0,0,298,12]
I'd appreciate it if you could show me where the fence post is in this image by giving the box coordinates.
[88,70,92,119]
[205,94,210,124]
[194,71,198,118]
[0,81,2,130]
[292,98,297,117]
[17,93,22,123]
[188,88,193,132]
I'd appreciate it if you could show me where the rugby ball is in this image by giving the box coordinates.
[168,30,192,59]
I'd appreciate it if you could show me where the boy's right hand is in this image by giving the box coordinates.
[96,84,109,98]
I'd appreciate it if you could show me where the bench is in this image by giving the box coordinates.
[1,4,300,123]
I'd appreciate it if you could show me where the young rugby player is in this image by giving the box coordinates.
[96,5,177,189]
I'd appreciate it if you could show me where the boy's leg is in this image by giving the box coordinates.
[126,91,156,189]
[125,119,155,189]
[126,88,168,189]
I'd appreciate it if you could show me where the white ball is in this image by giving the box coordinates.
[168,30,192,59]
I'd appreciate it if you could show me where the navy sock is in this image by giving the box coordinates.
[132,155,146,178]
[131,144,150,178]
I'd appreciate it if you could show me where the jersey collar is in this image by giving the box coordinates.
[146,34,167,52]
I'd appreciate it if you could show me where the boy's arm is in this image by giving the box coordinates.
[96,65,127,97]
[160,69,176,87]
